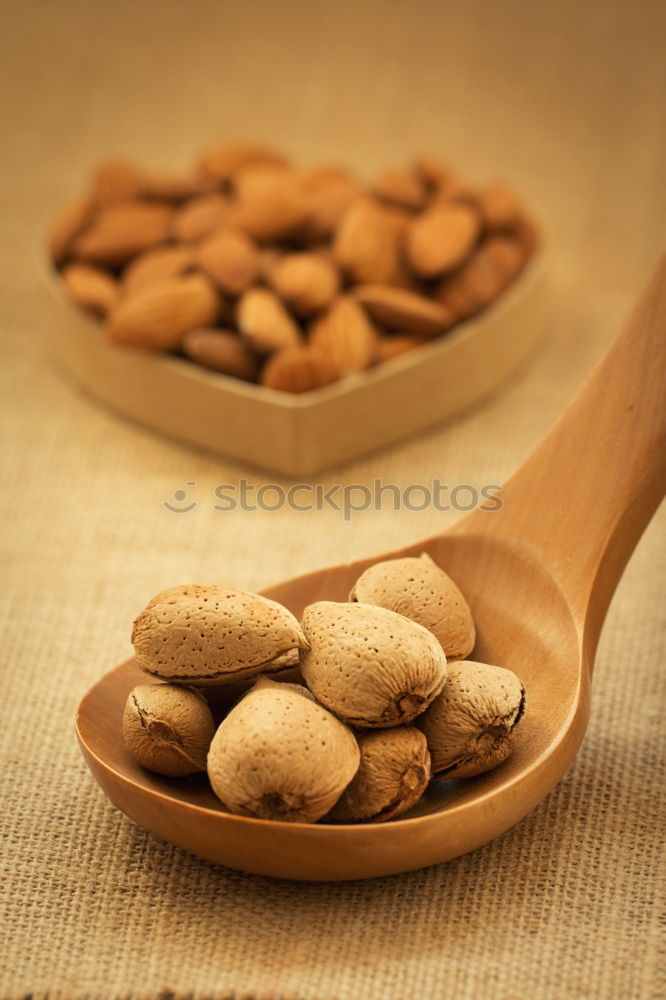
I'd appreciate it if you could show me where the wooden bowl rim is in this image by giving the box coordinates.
[39,244,548,411]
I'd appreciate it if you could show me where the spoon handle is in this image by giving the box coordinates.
[464,255,666,660]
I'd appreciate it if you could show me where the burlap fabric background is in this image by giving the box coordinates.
[1,0,664,997]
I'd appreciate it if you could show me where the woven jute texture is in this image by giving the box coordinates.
[1,0,665,997]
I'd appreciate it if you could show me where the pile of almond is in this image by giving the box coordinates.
[122,554,527,825]
[49,141,538,393]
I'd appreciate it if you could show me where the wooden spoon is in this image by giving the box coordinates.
[76,258,666,881]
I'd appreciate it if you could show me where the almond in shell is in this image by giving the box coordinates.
[417,660,526,779]
[107,273,220,350]
[207,677,360,823]
[132,585,309,685]
[329,727,431,823]
[300,601,448,728]
[350,553,476,659]
[123,683,216,777]
[202,648,304,721]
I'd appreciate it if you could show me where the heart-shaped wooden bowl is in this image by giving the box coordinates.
[41,251,547,476]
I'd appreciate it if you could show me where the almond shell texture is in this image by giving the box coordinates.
[207,677,360,822]
[132,585,308,685]
[329,726,431,823]
[122,682,216,777]
[202,649,303,720]
[300,601,448,727]
[417,659,526,779]
[350,553,476,659]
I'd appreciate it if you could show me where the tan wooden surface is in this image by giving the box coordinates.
[2,0,665,996]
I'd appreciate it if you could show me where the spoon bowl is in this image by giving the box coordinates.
[77,259,666,880]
